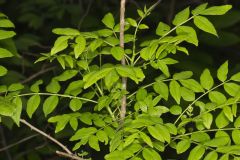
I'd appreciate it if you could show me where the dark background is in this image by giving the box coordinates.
[0,0,240,159]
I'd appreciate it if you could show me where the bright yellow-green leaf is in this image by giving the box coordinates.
[217,61,228,82]
[194,16,217,36]
[43,96,59,117]
[27,95,41,118]
[188,145,205,160]
[200,69,214,90]
[52,28,80,35]
[173,7,190,26]
[0,48,13,58]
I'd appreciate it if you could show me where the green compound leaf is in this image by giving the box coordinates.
[172,7,190,26]
[102,13,115,29]
[188,145,205,160]
[142,148,162,160]
[176,139,191,154]
[43,96,59,117]
[200,69,214,90]
[0,48,13,58]
[203,151,218,160]
[200,5,232,15]
[194,16,217,36]
[52,28,80,35]
[170,80,181,104]
[217,61,228,82]
[26,95,41,118]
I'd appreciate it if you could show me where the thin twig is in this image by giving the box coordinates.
[56,150,84,160]
[21,66,55,84]
[20,119,72,154]
[120,0,127,122]
[0,134,39,152]
[77,0,93,29]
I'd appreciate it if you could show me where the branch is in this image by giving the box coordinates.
[20,119,84,159]
[0,134,38,152]
[120,0,127,122]
[21,66,55,84]
[56,150,85,160]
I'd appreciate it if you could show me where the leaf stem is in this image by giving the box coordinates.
[174,80,230,125]
[14,92,98,103]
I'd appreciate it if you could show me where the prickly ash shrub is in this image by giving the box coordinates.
[1,2,240,160]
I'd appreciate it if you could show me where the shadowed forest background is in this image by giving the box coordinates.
[0,0,240,159]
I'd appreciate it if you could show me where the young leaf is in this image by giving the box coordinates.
[11,97,22,126]
[89,135,100,151]
[181,87,195,102]
[0,65,7,76]
[191,132,210,142]
[0,48,13,58]
[170,80,181,104]
[193,16,217,36]
[96,130,108,145]
[69,117,78,131]
[43,96,59,117]
[102,13,115,29]
[173,71,193,80]
[104,70,119,90]
[215,111,230,128]
[223,106,233,122]
[208,91,226,105]
[153,81,169,101]
[142,148,162,160]
[200,5,232,15]
[70,127,97,141]
[74,35,86,59]
[200,69,214,90]
[46,80,61,93]
[156,22,170,36]
[139,132,153,148]
[54,70,78,81]
[147,125,164,142]
[180,79,204,93]
[192,3,208,15]
[0,19,15,28]
[157,61,170,77]
[172,7,190,26]
[0,97,16,116]
[27,95,41,118]
[50,36,71,55]
[155,124,171,143]
[30,80,43,93]
[0,30,16,40]
[234,116,240,128]
[83,68,113,89]
[176,139,191,154]
[52,28,80,35]
[188,145,205,160]
[202,113,213,129]
[69,99,82,111]
[176,26,198,46]
[136,88,147,101]
[170,105,182,115]
[230,72,240,82]
[224,83,240,96]
[217,61,228,82]
[123,133,138,148]
[203,151,218,160]
[64,80,84,96]
[111,46,124,61]
[8,83,24,91]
